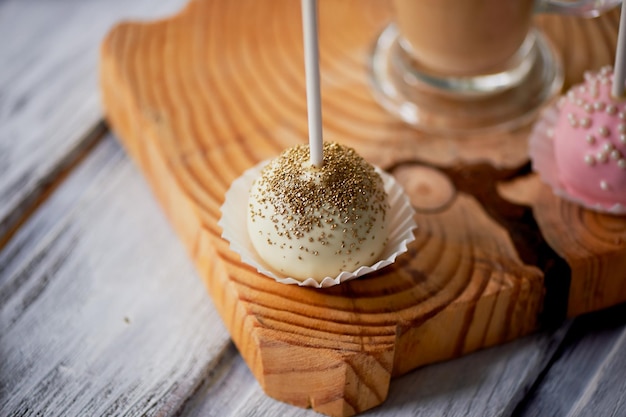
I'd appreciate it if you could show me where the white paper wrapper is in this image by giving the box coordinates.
[529,104,626,215]
[218,160,417,288]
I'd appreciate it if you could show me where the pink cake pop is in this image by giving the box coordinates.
[529,65,626,212]
[551,66,626,208]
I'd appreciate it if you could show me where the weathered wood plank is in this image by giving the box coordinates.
[0,0,188,243]
[0,136,232,417]
[514,304,626,417]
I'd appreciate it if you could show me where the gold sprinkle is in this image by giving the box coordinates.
[250,143,387,235]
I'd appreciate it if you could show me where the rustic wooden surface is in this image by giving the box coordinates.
[99,1,626,416]
[3,1,626,417]
[0,0,193,246]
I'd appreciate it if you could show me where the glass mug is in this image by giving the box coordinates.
[370,0,622,133]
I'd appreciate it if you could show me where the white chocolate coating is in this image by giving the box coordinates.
[247,142,389,282]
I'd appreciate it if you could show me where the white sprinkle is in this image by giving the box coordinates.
[597,151,609,163]
[594,102,606,111]
[603,142,615,152]
[618,159,626,169]
[584,154,596,165]
[546,128,554,138]
[569,119,578,128]
[607,104,618,115]
[586,134,596,144]
[598,126,610,137]
[584,103,594,113]
[580,117,591,128]
[600,180,609,190]
[619,124,626,133]
[611,150,622,160]
[619,112,626,120]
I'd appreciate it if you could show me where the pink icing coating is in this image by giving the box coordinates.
[553,66,626,206]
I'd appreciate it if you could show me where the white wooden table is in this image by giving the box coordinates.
[1,1,626,416]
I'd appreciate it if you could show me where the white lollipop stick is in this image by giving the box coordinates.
[301,0,323,167]
[612,3,626,98]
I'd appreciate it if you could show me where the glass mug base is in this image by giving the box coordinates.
[369,24,564,134]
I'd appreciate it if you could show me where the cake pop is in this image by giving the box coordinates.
[531,1,626,213]
[247,141,390,281]
[219,0,415,287]
[546,66,626,209]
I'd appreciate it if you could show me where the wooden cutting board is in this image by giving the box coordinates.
[100,1,626,416]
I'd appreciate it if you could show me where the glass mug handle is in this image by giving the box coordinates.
[536,0,622,18]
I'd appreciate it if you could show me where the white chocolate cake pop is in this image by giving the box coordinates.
[247,142,390,282]
[551,66,626,208]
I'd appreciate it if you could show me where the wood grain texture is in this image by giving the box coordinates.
[100,1,626,415]
[499,175,626,318]
[0,136,233,417]
[182,324,571,417]
[0,0,188,245]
